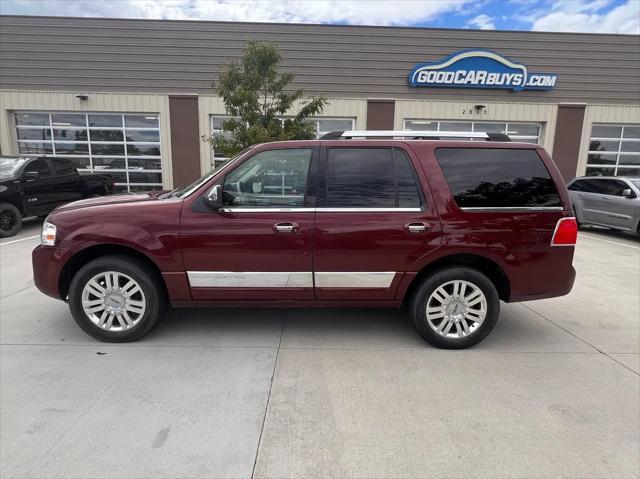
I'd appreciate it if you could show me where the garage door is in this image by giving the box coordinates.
[586,123,640,177]
[14,112,163,193]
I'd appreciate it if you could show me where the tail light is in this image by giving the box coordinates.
[551,217,578,246]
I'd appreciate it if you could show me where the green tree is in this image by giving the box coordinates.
[203,41,327,158]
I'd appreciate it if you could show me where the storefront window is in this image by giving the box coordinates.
[14,112,163,192]
[587,123,640,176]
[403,120,541,143]
[209,116,355,169]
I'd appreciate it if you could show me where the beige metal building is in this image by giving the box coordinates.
[1,15,639,191]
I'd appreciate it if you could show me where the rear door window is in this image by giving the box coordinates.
[434,148,561,208]
[572,178,607,194]
[52,159,76,176]
[326,147,395,207]
[394,149,422,208]
[568,180,585,191]
[325,147,422,208]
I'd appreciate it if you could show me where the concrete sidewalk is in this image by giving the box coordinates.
[1,226,638,478]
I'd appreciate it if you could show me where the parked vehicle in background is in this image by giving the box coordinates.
[32,131,577,348]
[567,176,640,236]
[0,156,114,237]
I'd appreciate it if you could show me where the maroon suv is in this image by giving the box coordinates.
[32,131,577,348]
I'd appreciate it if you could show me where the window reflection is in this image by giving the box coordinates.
[435,148,561,208]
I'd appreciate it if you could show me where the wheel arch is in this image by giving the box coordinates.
[59,243,168,300]
[0,195,26,215]
[402,253,511,304]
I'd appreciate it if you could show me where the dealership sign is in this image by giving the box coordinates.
[409,50,557,91]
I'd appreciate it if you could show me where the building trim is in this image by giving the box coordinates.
[169,95,201,186]
[552,104,587,180]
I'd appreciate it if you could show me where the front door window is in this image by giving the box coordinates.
[222,148,312,208]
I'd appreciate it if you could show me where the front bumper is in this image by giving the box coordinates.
[32,245,65,300]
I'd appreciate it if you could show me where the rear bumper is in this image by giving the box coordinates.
[509,265,576,302]
[32,245,65,300]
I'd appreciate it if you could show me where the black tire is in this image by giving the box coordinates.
[0,203,22,238]
[572,204,582,229]
[68,255,167,342]
[409,266,500,349]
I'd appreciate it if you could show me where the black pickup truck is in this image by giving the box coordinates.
[0,156,114,237]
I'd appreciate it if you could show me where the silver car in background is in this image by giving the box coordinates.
[567,177,640,236]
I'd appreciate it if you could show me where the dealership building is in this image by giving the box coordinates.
[0,15,638,192]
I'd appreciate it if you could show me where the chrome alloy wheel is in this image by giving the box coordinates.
[426,280,487,339]
[81,271,146,332]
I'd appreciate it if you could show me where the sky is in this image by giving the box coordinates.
[1,0,639,34]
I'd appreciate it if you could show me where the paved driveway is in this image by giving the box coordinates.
[1,221,638,478]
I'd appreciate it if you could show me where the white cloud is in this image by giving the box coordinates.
[467,14,496,29]
[1,0,471,26]
[531,0,640,34]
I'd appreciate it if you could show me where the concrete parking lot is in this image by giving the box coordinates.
[1,219,638,479]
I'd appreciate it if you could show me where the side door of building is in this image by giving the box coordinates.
[49,158,83,206]
[20,158,54,216]
[313,145,442,301]
[179,146,318,301]
[600,179,637,230]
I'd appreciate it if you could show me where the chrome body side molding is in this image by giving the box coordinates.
[218,208,422,213]
[187,271,314,288]
[314,272,396,288]
[187,271,397,289]
[460,206,564,212]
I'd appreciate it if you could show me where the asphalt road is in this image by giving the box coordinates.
[1,221,638,478]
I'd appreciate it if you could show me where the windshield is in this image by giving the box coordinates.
[630,179,640,189]
[169,146,255,199]
[0,157,27,178]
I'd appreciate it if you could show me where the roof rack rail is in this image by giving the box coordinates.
[319,130,511,142]
[318,131,344,140]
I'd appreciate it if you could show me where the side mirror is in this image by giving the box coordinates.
[23,171,39,180]
[204,184,223,210]
[622,188,635,199]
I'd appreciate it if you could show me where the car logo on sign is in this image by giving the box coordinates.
[409,49,557,91]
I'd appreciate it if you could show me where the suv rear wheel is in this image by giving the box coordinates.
[0,203,22,238]
[68,255,166,342]
[410,267,500,349]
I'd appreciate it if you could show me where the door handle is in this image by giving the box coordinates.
[405,222,430,233]
[274,222,299,233]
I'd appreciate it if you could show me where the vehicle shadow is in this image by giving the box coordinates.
[0,217,43,244]
[143,302,584,352]
[579,225,640,243]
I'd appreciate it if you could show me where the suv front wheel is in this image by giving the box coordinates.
[68,255,167,342]
[410,267,500,349]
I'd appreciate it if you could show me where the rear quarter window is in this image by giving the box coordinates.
[434,148,562,209]
[53,159,76,176]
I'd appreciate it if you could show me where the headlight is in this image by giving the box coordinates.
[0,185,7,193]
[41,222,57,246]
